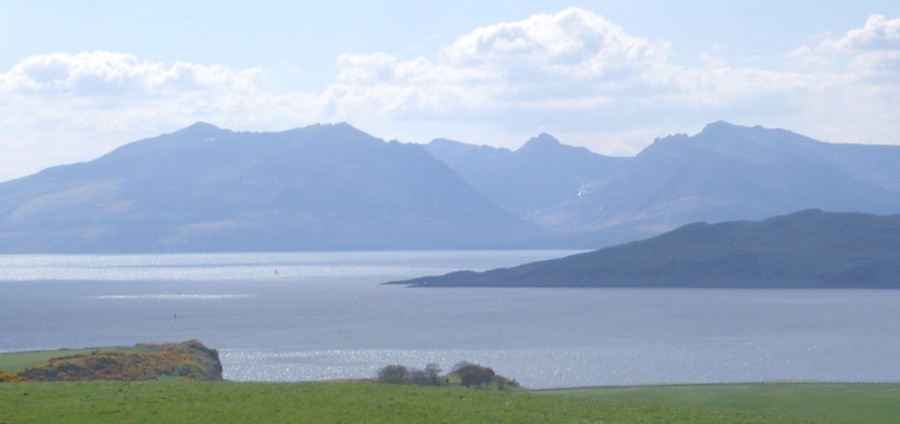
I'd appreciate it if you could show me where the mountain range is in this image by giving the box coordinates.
[426,121,900,243]
[0,121,899,252]
[388,209,900,288]
[423,134,627,221]
[0,123,546,252]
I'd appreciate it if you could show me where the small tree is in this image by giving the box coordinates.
[452,361,495,389]
[376,364,409,384]
[424,363,442,386]
[409,368,428,385]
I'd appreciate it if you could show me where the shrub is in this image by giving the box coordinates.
[0,371,28,382]
[376,364,410,384]
[452,361,495,389]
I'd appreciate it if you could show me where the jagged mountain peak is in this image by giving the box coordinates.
[640,121,823,160]
[168,122,230,139]
[181,121,222,131]
[516,133,605,159]
[699,120,741,133]
[519,133,561,151]
[565,121,900,242]
[165,121,371,143]
[303,121,362,133]
[697,120,786,136]
[648,121,760,148]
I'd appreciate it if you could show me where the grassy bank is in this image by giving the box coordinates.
[0,380,835,423]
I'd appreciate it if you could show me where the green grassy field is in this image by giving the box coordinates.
[0,349,99,373]
[0,380,836,423]
[545,383,900,424]
[2,347,897,424]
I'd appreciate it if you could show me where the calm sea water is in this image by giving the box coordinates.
[2,251,899,389]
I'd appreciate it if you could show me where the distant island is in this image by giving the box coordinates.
[388,209,900,288]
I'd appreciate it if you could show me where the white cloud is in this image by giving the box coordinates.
[832,14,900,52]
[336,52,401,84]
[316,10,900,150]
[805,14,900,84]
[317,8,855,151]
[320,7,677,129]
[0,52,278,141]
[0,51,262,96]
[777,14,900,144]
[0,51,313,181]
[785,45,832,69]
[848,51,900,83]
[439,8,669,81]
[1,10,900,182]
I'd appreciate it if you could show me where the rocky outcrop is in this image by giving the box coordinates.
[8,340,222,382]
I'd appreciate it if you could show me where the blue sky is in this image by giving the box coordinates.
[1,1,899,181]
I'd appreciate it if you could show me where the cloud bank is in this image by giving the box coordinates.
[1,8,899,181]
[1,51,261,95]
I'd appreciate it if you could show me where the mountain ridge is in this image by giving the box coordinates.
[419,121,900,247]
[1,120,899,252]
[0,122,551,252]
[533,121,900,238]
[422,132,626,220]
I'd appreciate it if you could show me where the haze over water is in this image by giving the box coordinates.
[2,251,899,389]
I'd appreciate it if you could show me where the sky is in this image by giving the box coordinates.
[1,0,899,182]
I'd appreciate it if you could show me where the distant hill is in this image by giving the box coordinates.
[557,121,900,239]
[0,123,548,252]
[423,134,626,219]
[3,121,900,253]
[388,210,900,288]
[426,122,900,245]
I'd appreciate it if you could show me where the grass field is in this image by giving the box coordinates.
[0,349,99,373]
[2,348,897,424]
[0,380,843,423]
[544,383,900,424]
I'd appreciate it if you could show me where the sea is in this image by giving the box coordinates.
[1,250,899,389]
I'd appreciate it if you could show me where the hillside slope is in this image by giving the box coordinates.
[0,123,547,252]
[424,134,626,219]
[559,122,900,236]
[389,210,900,288]
[427,122,900,245]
